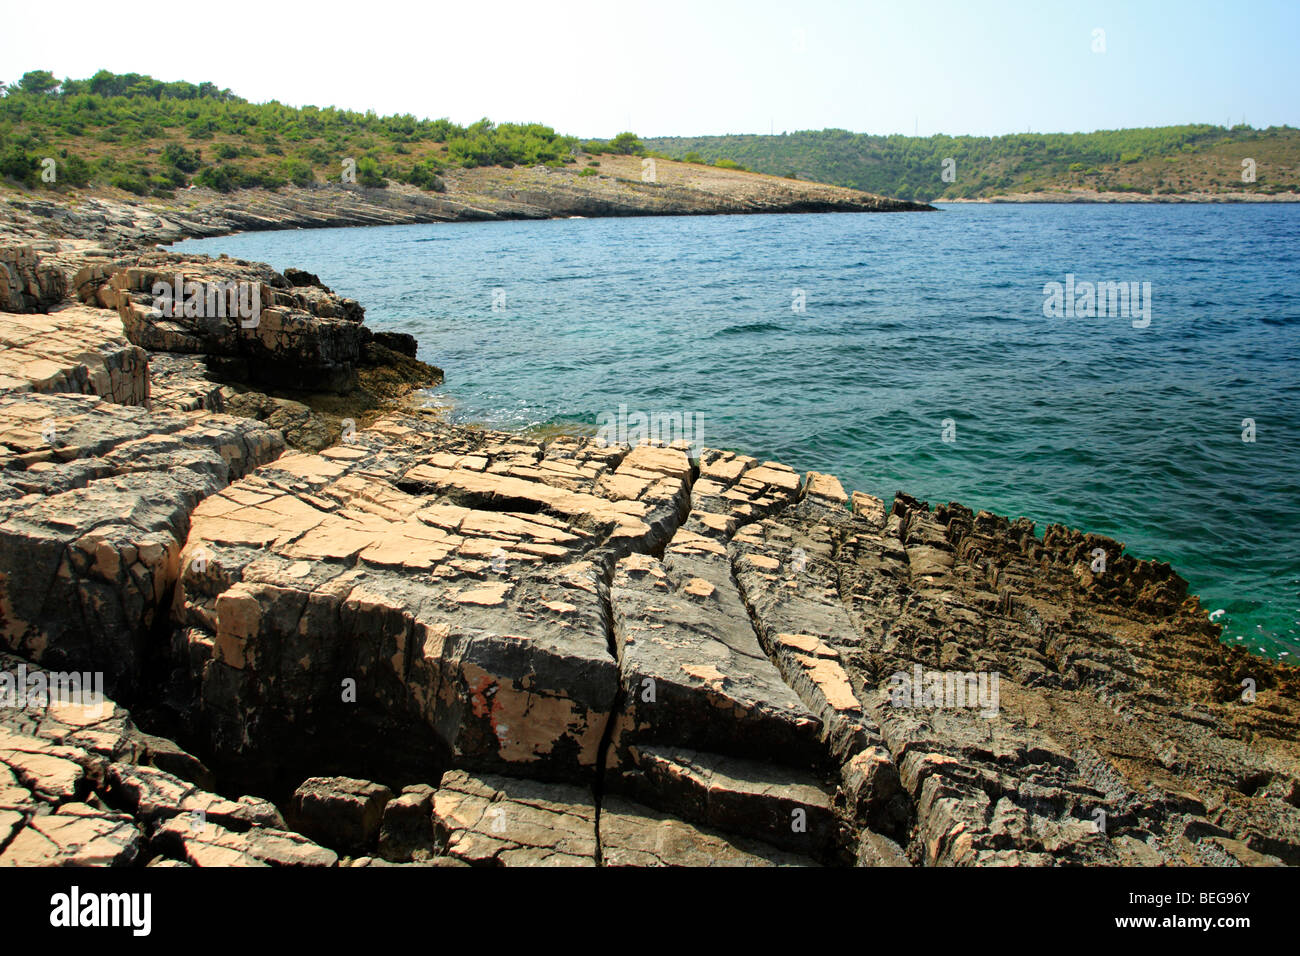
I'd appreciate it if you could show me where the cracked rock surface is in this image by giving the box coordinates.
[0,651,335,867]
[0,235,1296,868]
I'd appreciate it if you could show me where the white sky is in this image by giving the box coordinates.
[4,0,1296,138]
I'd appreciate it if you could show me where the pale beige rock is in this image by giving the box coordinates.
[620,444,692,484]
[804,471,847,505]
[0,306,147,405]
[0,809,140,867]
[850,490,887,527]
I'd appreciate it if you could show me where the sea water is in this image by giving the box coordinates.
[174,203,1300,660]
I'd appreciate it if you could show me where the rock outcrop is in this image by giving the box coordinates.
[0,651,337,867]
[0,390,283,700]
[91,252,367,393]
[0,306,148,404]
[289,776,393,853]
[0,158,933,251]
[430,769,811,866]
[162,410,1300,866]
[0,245,66,313]
[0,218,1295,870]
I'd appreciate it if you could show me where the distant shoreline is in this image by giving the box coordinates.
[935,189,1300,204]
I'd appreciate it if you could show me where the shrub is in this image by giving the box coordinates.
[148,174,177,196]
[193,164,237,191]
[158,165,189,187]
[446,120,575,168]
[60,154,92,186]
[303,145,332,165]
[578,167,597,177]
[609,131,643,155]
[109,171,149,195]
[712,158,745,170]
[249,169,286,189]
[162,142,202,172]
[356,156,386,188]
[0,149,37,186]
[402,159,445,191]
[280,158,314,187]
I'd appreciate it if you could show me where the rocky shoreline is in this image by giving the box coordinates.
[0,197,1297,868]
[0,154,932,250]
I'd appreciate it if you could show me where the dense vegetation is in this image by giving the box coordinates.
[644,127,1300,199]
[2,70,1296,201]
[0,69,581,197]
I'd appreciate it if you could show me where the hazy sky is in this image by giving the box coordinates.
[5,0,1296,138]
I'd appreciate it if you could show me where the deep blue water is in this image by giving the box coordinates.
[174,204,1300,662]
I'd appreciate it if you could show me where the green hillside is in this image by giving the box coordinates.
[0,69,582,197]
[3,70,1296,204]
[643,126,1300,200]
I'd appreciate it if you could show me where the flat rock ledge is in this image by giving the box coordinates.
[0,241,1297,868]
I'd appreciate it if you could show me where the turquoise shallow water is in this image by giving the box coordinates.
[174,203,1300,662]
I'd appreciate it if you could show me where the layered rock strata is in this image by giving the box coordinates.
[0,163,933,252]
[0,236,1296,869]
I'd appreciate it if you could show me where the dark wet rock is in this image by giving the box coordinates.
[378,784,437,862]
[369,330,419,358]
[612,745,841,859]
[290,776,394,853]
[598,795,815,867]
[216,387,333,451]
[282,268,325,289]
[103,253,365,393]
